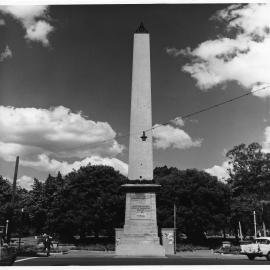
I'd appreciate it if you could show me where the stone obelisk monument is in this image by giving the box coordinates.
[115,23,165,257]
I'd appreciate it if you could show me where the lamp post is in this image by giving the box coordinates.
[18,208,24,251]
[174,203,177,254]
[140,131,147,142]
[0,226,4,259]
[5,220,9,240]
[253,211,257,238]
[0,226,4,260]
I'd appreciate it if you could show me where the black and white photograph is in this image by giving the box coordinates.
[1,1,270,266]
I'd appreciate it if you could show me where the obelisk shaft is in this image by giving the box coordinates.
[128,30,153,180]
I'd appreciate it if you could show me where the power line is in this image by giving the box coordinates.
[90,85,270,147]
[148,84,270,132]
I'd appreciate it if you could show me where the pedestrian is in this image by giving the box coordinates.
[42,233,47,251]
[43,234,53,256]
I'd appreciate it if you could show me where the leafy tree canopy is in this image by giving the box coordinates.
[155,167,230,244]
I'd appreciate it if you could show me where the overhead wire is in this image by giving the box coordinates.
[147,84,270,132]
[89,84,270,148]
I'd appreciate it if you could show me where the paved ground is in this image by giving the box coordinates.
[13,250,270,266]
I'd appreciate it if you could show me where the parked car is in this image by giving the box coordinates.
[240,237,270,260]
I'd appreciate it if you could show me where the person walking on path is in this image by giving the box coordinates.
[43,234,53,257]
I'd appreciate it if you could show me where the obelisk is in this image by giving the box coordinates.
[128,22,153,181]
[115,23,165,257]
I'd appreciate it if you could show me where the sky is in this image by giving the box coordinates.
[0,3,270,190]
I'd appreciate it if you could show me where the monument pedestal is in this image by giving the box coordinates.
[115,184,165,257]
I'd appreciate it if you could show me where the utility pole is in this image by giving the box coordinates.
[7,156,19,243]
[263,222,267,237]
[18,208,24,251]
[174,203,176,254]
[11,156,19,207]
[253,211,257,238]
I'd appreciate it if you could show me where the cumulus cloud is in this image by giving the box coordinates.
[166,47,183,57]
[262,126,270,152]
[0,106,124,163]
[167,4,270,97]
[170,117,185,127]
[17,175,34,190]
[0,45,12,62]
[152,124,202,150]
[9,155,128,190]
[25,20,53,46]
[205,161,231,182]
[20,154,128,177]
[0,6,53,46]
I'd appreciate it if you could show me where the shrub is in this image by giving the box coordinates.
[215,245,241,254]
[71,244,107,251]
[105,243,115,251]
[176,243,208,252]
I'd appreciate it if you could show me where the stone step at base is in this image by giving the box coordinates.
[115,242,165,257]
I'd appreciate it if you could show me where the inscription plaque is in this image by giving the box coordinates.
[130,193,152,219]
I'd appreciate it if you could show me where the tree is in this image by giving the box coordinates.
[226,142,270,235]
[0,176,12,227]
[226,142,270,197]
[0,176,32,238]
[155,167,230,244]
[48,165,126,241]
[27,178,47,234]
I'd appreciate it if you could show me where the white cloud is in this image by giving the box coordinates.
[0,6,53,46]
[25,20,53,46]
[170,117,185,127]
[166,47,183,57]
[205,161,231,182]
[0,45,12,62]
[9,155,128,190]
[20,154,128,177]
[152,124,202,150]
[4,174,34,190]
[17,175,34,190]
[262,126,270,152]
[0,106,124,163]
[250,84,270,98]
[168,4,270,97]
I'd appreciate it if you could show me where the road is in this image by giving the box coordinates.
[13,250,270,266]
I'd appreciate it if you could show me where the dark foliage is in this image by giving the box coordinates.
[1,142,270,245]
[226,142,270,236]
[155,166,230,244]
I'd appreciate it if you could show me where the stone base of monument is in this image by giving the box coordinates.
[115,184,165,257]
[116,243,165,257]
[115,234,165,256]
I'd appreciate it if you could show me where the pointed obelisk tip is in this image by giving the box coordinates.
[135,22,149,34]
